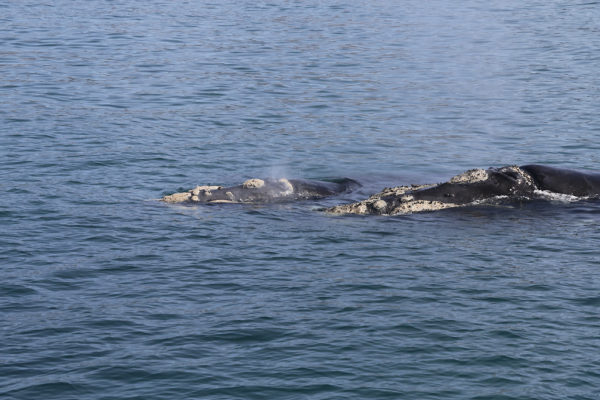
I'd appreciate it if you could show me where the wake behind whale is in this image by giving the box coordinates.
[161,165,600,215]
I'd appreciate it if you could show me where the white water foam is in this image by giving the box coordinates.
[470,195,511,206]
[533,189,587,203]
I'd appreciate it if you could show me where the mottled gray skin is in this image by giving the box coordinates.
[521,164,600,197]
[165,178,361,204]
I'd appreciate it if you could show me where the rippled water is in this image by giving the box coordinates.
[2,1,600,399]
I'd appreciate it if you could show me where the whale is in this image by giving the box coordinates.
[162,165,600,214]
[162,177,361,204]
[326,165,600,215]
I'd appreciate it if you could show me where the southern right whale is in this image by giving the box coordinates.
[326,165,600,215]
[162,177,360,204]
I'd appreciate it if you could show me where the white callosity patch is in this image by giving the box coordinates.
[242,179,265,189]
[192,185,222,196]
[449,169,489,184]
[162,185,223,203]
[372,199,387,211]
[377,184,436,197]
[162,192,192,203]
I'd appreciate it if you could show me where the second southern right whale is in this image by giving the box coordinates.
[326,165,600,215]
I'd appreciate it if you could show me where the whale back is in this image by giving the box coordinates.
[521,165,600,197]
[408,166,535,205]
[288,178,361,198]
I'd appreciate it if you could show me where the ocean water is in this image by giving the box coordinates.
[2,1,600,399]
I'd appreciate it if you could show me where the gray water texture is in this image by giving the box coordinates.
[1,1,600,399]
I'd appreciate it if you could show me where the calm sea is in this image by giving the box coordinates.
[2,1,600,399]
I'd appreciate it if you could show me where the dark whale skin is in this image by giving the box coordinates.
[382,166,535,207]
[521,165,600,197]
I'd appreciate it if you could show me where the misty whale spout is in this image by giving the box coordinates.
[162,177,361,204]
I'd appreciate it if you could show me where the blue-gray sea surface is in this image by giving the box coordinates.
[2,1,600,399]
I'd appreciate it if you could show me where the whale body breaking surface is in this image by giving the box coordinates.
[161,165,600,215]
[162,178,361,204]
